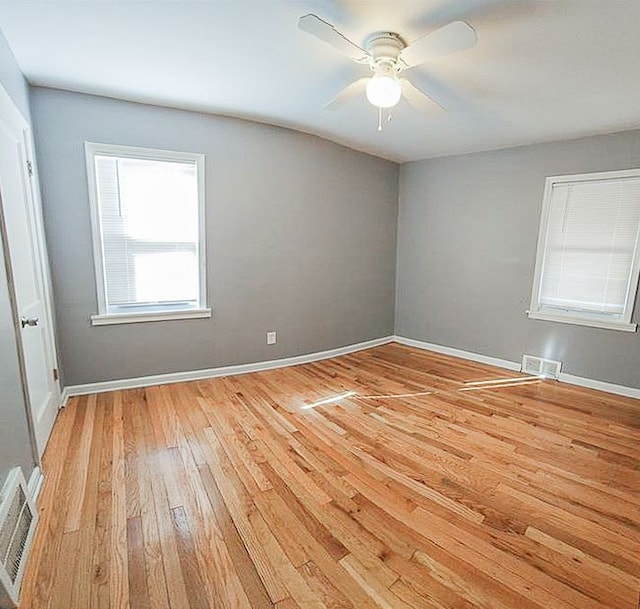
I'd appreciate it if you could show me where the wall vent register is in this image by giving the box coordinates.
[0,468,37,608]
[521,355,562,379]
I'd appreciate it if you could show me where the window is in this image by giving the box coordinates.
[85,143,209,325]
[528,169,640,332]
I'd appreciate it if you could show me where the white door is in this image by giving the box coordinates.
[0,87,60,456]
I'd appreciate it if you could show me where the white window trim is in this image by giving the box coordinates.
[85,142,210,326]
[90,308,211,326]
[528,168,640,333]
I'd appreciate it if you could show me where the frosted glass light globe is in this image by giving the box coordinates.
[366,74,402,108]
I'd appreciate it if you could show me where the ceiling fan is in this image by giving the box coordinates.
[298,14,477,129]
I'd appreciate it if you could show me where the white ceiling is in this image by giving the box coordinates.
[0,0,639,162]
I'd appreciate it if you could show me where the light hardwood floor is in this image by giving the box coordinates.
[19,343,640,609]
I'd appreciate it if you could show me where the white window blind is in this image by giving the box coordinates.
[86,143,208,325]
[529,170,640,331]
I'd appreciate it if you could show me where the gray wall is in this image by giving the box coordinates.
[0,28,36,484]
[397,130,640,388]
[31,88,399,386]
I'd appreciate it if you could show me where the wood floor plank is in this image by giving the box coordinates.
[202,426,290,604]
[91,394,113,609]
[298,561,356,609]
[170,506,209,609]
[109,392,130,609]
[18,400,78,609]
[140,390,191,609]
[131,392,171,609]
[19,343,640,609]
[64,393,97,533]
[28,397,88,609]
[74,393,106,609]
[169,408,249,609]
[47,530,80,609]
[338,553,411,609]
[127,516,151,609]
[197,462,274,609]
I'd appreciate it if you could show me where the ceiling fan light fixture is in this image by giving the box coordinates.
[366,73,401,109]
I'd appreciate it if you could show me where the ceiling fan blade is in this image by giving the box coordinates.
[400,79,446,113]
[325,78,369,110]
[298,14,369,63]
[400,21,477,67]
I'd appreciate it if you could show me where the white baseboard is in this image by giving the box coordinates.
[60,334,640,402]
[393,335,522,372]
[558,372,640,399]
[63,335,395,399]
[27,466,44,505]
[393,335,640,400]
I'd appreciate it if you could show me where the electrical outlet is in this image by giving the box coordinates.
[266,331,276,345]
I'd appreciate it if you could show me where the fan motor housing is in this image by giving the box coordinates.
[365,33,406,63]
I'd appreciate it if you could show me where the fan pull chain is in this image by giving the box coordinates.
[376,109,394,132]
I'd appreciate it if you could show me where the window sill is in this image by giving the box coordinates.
[91,308,211,326]
[527,310,637,333]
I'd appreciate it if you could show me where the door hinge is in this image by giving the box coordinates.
[53,368,58,381]
[26,160,33,177]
